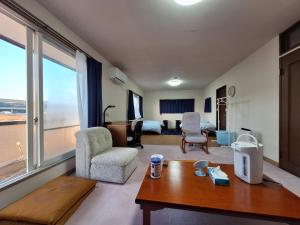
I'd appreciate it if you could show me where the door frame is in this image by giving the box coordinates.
[216,85,227,130]
[279,49,300,177]
[279,21,300,177]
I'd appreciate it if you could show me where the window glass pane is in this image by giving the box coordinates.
[0,12,27,182]
[43,40,79,160]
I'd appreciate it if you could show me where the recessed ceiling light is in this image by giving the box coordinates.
[174,0,203,6]
[167,77,183,87]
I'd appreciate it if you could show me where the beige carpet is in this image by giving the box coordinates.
[66,145,300,225]
[142,135,219,147]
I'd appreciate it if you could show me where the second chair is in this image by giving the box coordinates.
[127,120,144,149]
[181,112,209,154]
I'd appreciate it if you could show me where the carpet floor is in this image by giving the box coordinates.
[66,145,300,225]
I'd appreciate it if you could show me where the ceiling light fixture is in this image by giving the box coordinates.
[174,0,203,6]
[167,77,183,87]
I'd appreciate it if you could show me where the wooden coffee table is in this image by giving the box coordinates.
[135,161,300,225]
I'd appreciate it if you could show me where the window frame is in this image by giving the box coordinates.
[0,5,77,189]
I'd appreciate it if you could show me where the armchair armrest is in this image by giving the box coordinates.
[201,129,209,137]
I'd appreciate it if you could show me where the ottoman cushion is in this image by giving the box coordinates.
[0,176,96,225]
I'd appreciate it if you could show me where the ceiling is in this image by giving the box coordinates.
[39,0,300,91]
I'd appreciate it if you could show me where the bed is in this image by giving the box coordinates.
[142,120,215,135]
[200,121,216,131]
[142,120,163,134]
[180,120,216,134]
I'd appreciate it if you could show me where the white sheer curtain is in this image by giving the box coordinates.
[76,50,88,129]
[133,93,141,119]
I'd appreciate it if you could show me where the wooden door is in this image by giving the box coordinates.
[280,49,300,177]
[216,86,227,130]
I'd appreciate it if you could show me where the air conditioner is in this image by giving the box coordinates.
[110,67,128,85]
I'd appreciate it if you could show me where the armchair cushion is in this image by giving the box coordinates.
[91,147,137,166]
[90,147,138,183]
[185,135,207,143]
[85,127,112,155]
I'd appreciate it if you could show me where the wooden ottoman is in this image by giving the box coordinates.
[0,176,96,225]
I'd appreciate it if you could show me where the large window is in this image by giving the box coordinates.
[0,10,78,185]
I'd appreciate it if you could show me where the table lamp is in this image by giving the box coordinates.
[103,105,116,126]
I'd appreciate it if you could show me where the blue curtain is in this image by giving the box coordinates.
[127,90,135,120]
[87,57,102,127]
[204,97,212,113]
[160,99,194,114]
[139,96,143,118]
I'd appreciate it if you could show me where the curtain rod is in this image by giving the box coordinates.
[0,0,92,58]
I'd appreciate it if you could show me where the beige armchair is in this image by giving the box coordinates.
[181,112,209,154]
[75,127,138,183]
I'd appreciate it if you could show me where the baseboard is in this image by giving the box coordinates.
[263,156,279,167]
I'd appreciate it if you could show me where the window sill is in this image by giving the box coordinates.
[0,153,75,191]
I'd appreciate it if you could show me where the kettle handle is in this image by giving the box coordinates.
[236,134,258,148]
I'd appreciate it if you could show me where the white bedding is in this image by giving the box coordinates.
[142,120,163,134]
[200,121,216,131]
[180,121,216,131]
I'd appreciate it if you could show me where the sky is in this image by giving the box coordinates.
[0,39,26,100]
[0,38,79,126]
[0,39,77,101]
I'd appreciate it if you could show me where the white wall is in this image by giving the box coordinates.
[202,37,279,162]
[0,0,143,209]
[102,75,143,122]
[144,90,204,128]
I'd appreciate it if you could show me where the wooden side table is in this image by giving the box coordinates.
[106,121,131,147]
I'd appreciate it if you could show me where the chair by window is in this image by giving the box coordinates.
[181,112,208,154]
[127,120,144,149]
[162,120,168,131]
[176,120,182,131]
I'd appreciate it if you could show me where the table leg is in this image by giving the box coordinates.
[142,207,151,225]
